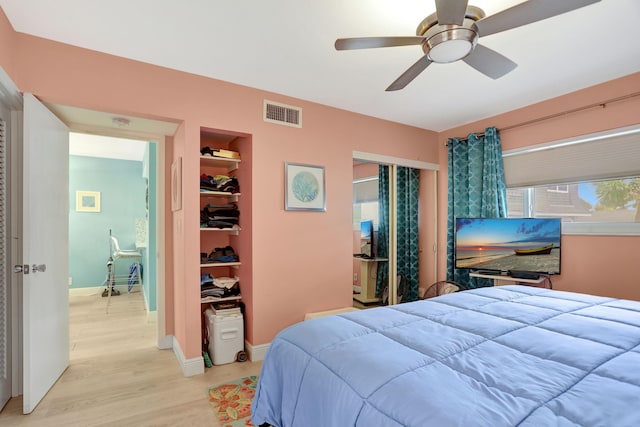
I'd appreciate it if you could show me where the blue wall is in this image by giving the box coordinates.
[69,155,147,289]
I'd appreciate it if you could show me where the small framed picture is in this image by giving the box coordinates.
[285,162,326,211]
[76,191,101,212]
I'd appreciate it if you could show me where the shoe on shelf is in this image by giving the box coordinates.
[208,246,239,263]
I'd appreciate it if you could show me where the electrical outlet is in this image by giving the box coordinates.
[68,277,73,286]
[353,273,358,282]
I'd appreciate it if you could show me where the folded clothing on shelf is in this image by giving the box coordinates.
[200,203,240,229]
[200,174,240,194]
[213,276,239,289]
[200,276,241,298]
[201,273,214,286]
[205,245,239,263]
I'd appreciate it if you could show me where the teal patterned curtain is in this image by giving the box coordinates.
[446,127,507,288]
[396,167,420,302]
[375,165,389,299]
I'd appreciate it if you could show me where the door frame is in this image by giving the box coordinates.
[46,105,175,351]
[7,98,173,401]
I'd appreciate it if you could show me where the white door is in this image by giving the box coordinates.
[21,93,69,414]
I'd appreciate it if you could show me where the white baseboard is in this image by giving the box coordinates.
[157,334,173,350]
[173,336,204,377]
[246,341,270,362]
[147,310,157,323]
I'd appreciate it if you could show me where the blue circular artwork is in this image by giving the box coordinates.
[292,171,319,202]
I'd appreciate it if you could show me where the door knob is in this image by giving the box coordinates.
[31,264,46,273]
[14,264,29,274]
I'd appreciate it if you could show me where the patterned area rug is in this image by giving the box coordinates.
[207,375,258,427]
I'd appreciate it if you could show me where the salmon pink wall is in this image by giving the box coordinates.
[249,106,438,344]
[2,24,439,358]
[0,8,16,77]
[437,73,640,301]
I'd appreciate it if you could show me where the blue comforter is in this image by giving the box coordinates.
[251,285,640,426]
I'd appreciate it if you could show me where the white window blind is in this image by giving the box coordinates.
[503,125,640,188]
[353,177,378,203]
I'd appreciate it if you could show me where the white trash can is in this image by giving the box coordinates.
[205,308,244,365]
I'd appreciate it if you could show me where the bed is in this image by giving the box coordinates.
[251,285,640,426]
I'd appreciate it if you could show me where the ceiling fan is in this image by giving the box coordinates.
[335,0,601,91]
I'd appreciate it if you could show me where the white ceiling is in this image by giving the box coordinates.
[69,133,147,162]
[1,0,639,132]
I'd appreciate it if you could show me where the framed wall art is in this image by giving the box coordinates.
[76,190,101,212]
[285,162,326,211]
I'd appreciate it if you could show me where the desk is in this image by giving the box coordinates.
[353,258,387,304]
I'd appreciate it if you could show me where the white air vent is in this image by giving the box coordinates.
[263,100,302,128]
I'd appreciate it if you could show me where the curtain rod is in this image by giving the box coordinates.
[447,90,640,145]
[452,132,485,143]
[500,90,640,132]
[445,132,485,145]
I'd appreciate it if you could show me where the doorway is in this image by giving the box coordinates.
[68,132,157,318]
[42,102,178,355]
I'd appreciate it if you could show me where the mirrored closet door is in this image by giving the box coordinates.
[352,154,438,308]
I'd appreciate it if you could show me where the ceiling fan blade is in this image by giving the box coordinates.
[475,0,601,37]
[335,36,424,50]
[435,0,469,25]
[463,44,517,79]
[386,55,433,91]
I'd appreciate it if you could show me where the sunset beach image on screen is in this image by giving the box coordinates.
[454,218,561,275]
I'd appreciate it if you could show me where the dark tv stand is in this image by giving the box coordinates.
[470,272,546,286]
[509,270,540,280]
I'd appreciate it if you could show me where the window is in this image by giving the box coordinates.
[503,125,640,235]
[509,177,639,219]
[546,184,568,193]
[353,177,379,229]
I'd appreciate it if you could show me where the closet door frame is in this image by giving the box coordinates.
[353,151,439,305]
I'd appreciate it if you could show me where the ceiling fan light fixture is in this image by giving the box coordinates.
[428,39,473,63]
[425,27,478,63]
[335,1,601,90]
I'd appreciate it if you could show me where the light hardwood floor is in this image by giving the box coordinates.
[0,290,262,426]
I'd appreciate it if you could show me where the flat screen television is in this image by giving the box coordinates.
[455,217,561,276]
